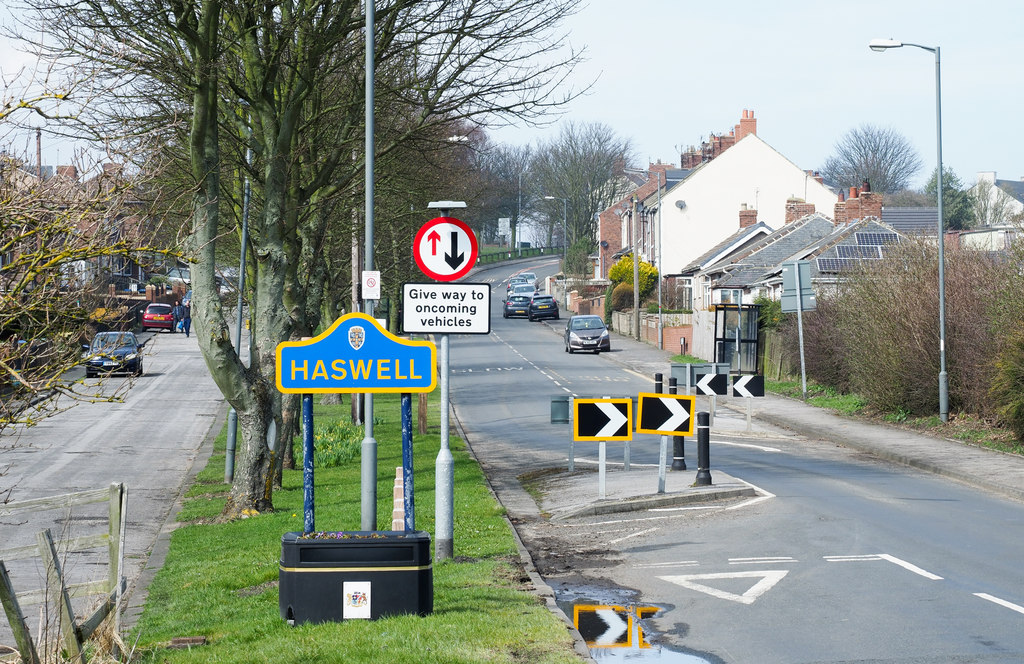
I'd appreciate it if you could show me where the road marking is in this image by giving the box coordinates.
[710,440,781,452]
[974,593,1024,616]
[824,554,943,580]
[659,570,789,605]
[725,479,774,511]
[729,557,797,565]
[609,527,659,544]
[649,505,725,512]
[635,560,700,569]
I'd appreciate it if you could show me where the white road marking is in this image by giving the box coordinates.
[649,505,724,512]
[634,560,700,569]
[824,554,942,580]
[709,440,781,452]
[609,527,659,544]
[659,570,789,605]
[725,479,775,511]
[974,593,1024,616]
[729,556,797,565]
[877,554,944,580]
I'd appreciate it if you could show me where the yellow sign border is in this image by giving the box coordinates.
[636,392,696,436]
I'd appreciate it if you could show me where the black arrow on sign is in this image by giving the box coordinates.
[444,231,464,270]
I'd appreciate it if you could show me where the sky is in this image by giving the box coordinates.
[3,1,1023,190]
[489,0,1024,190]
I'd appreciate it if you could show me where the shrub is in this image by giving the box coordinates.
[991,330,1024,441]
[610,282,634,311]
[608,255,658,298]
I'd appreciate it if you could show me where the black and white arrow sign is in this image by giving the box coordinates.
[732,375,765,398]
[574,399,632,441]
[695,373,729,396]
[637,392,696,436]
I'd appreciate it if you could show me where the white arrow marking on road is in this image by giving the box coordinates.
[656,397,690,431]
[596,402,628,438]
[659,570,789,605]
[975,593,1024,616]
[733,375,755,398]
[695,374,718,394]
[594,608,628,645]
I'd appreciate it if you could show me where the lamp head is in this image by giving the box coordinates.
[869,38,902,52]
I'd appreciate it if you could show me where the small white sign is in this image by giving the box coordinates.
[362,271,381,300]
[402,283,490,334]
[343,581,371,619]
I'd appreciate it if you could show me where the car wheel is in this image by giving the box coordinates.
[135,362,144,377]
[528,314,534,321]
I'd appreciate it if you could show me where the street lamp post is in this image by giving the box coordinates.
[624,167,664,348]
[543,195,567,258]
[869,38,948,423]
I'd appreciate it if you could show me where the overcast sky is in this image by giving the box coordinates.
[491,0,1024,190]
[4,1,1022,190]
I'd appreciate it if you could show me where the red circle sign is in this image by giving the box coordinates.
[413,217,478,281]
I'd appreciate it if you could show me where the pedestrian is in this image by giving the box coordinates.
[171,299,185,333]
[183,302,192,337]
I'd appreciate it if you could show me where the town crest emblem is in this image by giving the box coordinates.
[348,326,365,350]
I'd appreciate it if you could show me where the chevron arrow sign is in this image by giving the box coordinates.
[573,398,632,441]
[732,375,765,398]
[636,392,696,436]
[694,373,729,396]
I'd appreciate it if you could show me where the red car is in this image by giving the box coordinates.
[142,303,175,332]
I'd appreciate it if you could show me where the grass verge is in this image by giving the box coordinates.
[128,393,581,663]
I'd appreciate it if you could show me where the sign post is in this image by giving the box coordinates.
[414,208,478,561]
[573,398,632,499]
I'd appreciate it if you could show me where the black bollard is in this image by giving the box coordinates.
[669,377,686,470]
[654,372,663,394]
[695,411,712,486]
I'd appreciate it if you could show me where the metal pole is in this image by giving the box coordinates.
[655,373,667,493]
[695,411,712,486]
[669,377,686,470]
[656,171,663,349]
[360,0,378,531]
[598,440,607,499]
[436,334,454,559]
[225,148,251,484]
[934,46,949,423]
[795,262,808,399]
[632,196,640,341]
[562,198,567,259]
[401,393,414,531]
[302,394,314,534]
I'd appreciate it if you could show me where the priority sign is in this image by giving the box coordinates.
[637,392,695,436]
[732,375,764,398]
[574,398,631,441]
[413,216,478,281]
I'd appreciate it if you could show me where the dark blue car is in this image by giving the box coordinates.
[83,331,145,378]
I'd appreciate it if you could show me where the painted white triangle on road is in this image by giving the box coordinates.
[658,570,789,605]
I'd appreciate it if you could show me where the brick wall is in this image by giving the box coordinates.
[784,199,816,224]
[739,207,758,228]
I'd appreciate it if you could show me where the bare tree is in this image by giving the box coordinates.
[530,121,634,250]
[820,124,922,194]
[971,177,1015,227]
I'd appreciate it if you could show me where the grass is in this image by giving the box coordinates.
[128,393,581,664]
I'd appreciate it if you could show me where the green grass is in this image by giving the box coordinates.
[129,394,580,663]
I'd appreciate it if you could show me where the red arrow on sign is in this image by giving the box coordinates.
[427,230,441,255]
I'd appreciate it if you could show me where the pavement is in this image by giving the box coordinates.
[527,325,1024,520]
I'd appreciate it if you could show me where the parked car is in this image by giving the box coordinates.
[142,303,175,332]
[83,331,145,378]
[164,267,191,286]
[564,315,611,353]
[528,294,559,321]
[503,294,532,319]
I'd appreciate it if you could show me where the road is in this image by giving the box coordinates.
[453,261,1024,663]
[0,330,224,645]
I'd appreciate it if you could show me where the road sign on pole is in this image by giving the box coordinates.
[637,392,696,436]
[413,216,478,282]
[694,373,729,396]
[402,283,490,334]
[573,398,632,441]
[732,375,765,398]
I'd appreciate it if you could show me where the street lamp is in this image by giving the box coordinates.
[869,38,948,423]
[543,195,567,258]
[624,167,664,349]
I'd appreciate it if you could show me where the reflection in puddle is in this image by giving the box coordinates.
[557,590,715,662]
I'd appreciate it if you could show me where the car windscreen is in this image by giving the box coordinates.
[92,333,135,351]
[571,317,604,330]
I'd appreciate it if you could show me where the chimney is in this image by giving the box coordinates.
[737,109,757,140]
[57,165,79,180]
[785,198,816,224]
[834,189,847,224]
[739,204,758,229]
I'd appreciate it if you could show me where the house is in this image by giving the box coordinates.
[969,172,1024,227]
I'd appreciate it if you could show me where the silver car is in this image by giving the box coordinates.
[564,315,611,353]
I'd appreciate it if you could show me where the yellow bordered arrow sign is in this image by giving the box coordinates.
[573,398,632,441]
[636,392,696,436]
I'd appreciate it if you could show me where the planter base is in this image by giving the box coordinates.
[279,530,433,624]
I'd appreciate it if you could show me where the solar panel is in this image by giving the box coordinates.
[837,244,882,259]
[855,232,899,246]
[816,258,851,272]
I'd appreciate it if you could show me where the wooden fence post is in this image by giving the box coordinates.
[0,560,41,664]
[37,529,85,664]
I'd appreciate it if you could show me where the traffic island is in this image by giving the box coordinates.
[279,530,433,624]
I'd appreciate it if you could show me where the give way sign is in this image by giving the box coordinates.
[413,216,479,281]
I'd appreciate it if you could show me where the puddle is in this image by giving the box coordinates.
[555,584,718,663]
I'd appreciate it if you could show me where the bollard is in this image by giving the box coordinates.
[670,378,686,470]
[695,411,712,486]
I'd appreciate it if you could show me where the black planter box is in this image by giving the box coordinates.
[279,530,433,624]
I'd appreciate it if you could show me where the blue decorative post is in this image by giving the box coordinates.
[302,394,315,533]
[401,393,415,531]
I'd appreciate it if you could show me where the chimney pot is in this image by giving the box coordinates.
[849,186,858,199]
